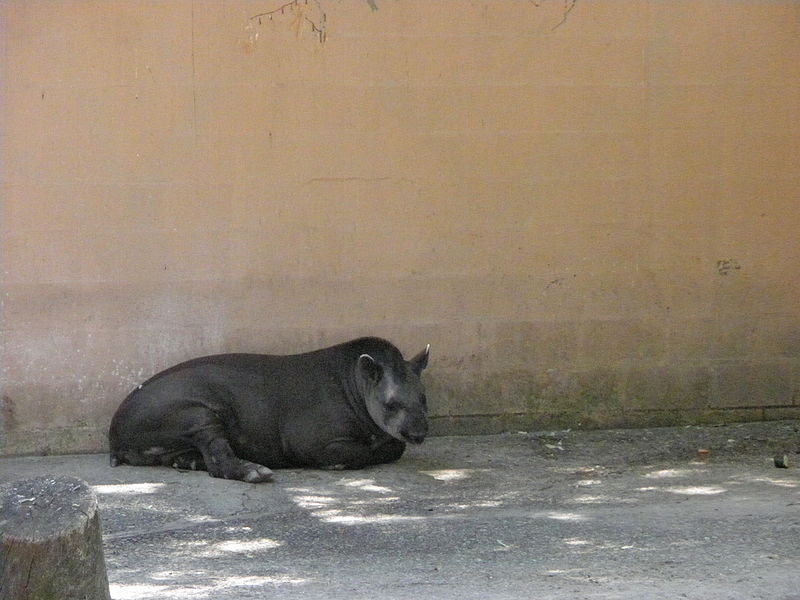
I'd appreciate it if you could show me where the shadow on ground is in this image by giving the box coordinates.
[1,421,798,599]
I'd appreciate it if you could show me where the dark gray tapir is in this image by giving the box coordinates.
[109,337,429,483]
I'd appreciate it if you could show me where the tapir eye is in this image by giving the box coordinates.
[385,400,402,414]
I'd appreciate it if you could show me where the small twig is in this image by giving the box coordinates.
[551,0,577,31]
[250,0,305,22]
[250,0,326,44]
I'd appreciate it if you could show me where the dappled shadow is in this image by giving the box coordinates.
[734,474,799,489]
[95,482,169,495]
[92,475,307,599]
[281,458,608,530]
[93,478,227,541]
[103,517,304,599]
[634,467,729,495]
[110,573,307,600]
[3,423,798,599]
[288,478,421,525]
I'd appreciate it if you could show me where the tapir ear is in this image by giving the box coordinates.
[357,353,383,384]
[409,344,430,376]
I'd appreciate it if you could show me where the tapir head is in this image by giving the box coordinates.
[357,345,430,444]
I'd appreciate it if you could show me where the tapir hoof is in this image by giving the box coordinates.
[242,463,274,483]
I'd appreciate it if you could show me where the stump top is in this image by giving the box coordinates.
[0,476,98,542]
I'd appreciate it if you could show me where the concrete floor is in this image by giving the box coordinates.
[1,421,799,599]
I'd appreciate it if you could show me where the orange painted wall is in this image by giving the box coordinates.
[1,0,799,455]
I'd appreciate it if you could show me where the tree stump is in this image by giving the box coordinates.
[0,476,111,600]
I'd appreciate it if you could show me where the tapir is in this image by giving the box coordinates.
[108,337,429,483]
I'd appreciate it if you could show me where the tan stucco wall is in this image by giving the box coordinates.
[1,0,799,455]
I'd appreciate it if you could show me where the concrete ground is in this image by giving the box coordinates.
[1,420,799,600]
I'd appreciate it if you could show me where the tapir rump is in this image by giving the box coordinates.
[109,337,430,483]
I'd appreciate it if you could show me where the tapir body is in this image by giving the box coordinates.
[109,337,429,482]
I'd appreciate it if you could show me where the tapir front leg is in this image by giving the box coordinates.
[316,437,405,469]
[189,421,274,483]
